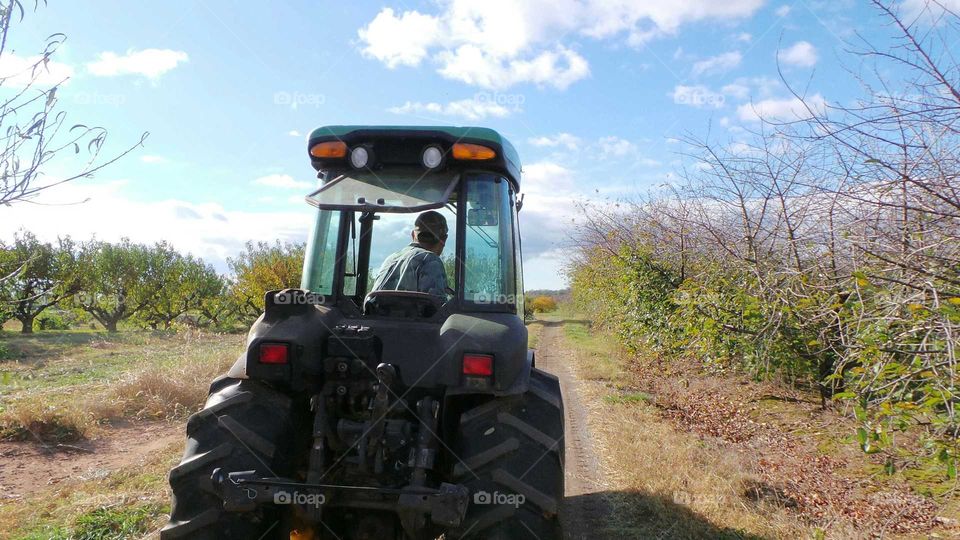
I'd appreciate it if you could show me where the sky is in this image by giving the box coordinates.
[0,0,945,289]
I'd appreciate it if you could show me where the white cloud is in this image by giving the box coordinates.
[87,49,188,79]
[779,41,818,67]
[357,8,443,68]
[736,32,752,42]
[436,44,589,89]
[721,83,750,99]
[691,51,742,77]
[671,85,725,108]
[528,132,581,150]
[0,181,313,270]
[288,130,302,137]
[518,160,582,258]
[736,94,827,122]
[253,173,313,190]
[901,0,960,21]
[0,53,74,87]
[388,97,515,120]
[597,136,635,158]
[357,0,763,89]
[140,155,167,164]
[775,5,791,17]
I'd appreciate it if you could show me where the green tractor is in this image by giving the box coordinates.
[161,126,565,539]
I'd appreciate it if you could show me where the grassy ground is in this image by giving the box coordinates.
[0,329,242,539]
[549,313,958,539]
[0,330,240,442]
[3,441,181,540]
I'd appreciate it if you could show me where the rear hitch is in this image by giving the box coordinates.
[210,469,469,530]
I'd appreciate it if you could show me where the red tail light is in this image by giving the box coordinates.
[463,353,493,376]
[259,342,289,364]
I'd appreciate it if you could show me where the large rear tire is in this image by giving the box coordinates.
[161,377,297,540]
[449,368,564,539]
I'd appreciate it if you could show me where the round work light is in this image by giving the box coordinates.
[350,146,370,169]
[422,146,444,169]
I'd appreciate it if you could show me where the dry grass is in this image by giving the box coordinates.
[0,330,239,443]
[0,329,240,538]
[560,320,879,539]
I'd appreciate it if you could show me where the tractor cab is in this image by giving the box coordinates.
[300,126,525,320]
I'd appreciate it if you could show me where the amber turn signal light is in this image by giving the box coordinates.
[309,141,348,158]
[452,143,496,160]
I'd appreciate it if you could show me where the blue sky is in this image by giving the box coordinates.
[0,0,934,289]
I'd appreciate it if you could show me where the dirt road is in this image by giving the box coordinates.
[534,321,612,540]
[0,420,182,501]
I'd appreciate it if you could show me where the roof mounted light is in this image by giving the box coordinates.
[452,143,496,160]
[310,141,347,159]
[350,146,370,169]
[422,146,443,169]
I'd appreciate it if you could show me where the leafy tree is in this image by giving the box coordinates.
[137,251,224,330]
[197,288,243,331]
[529,295,558,313]
[72,239,168,332]
[0,231,81,333]
[228,241,304,321]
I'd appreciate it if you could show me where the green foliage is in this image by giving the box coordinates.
[136,253,223,330]
[35,310,73,330]
[0,230,82,333]
[70,504,164,540]
[71,239,168,332]
[571,245,680,354]
[228,241,305,322]
[529,295,558,313]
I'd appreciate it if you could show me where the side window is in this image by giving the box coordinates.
[343,213,358,297]
[511,189,524,316]
[464,175,516,304]
[301,209,342,295]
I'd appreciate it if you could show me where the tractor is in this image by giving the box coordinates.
[161,126,565,539]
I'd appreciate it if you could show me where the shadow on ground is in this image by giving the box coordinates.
[564,490,769,540]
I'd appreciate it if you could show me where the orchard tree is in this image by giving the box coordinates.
[228,241,304,321]
[529,295,558,313]
[73,239,165,332]
[0,231,80,333]
[138,252,223,329]
[197,287,242,331]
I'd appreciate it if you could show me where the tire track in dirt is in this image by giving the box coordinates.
[534,322,612,540]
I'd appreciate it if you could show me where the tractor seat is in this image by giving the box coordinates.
[363,290,443,318]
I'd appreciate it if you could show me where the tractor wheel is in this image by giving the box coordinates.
[161,376,297,540]
[450,368,564,539]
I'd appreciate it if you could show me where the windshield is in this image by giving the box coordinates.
[300,172,519,314]
[307,169,458,212]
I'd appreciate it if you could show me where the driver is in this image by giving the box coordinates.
[371,210,449,297]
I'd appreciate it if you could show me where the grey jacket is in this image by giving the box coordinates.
[371,243,449,297]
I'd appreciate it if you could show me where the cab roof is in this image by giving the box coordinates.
[307,125,522,188]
